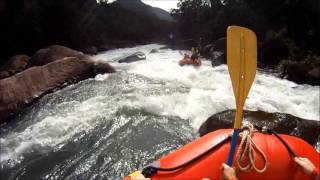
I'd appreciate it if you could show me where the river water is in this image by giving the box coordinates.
[0,44,319,179]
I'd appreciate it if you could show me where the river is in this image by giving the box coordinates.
[1,44,319,179]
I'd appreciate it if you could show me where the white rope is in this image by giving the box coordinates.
[236,123,268,173]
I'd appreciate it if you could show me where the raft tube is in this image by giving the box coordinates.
[179,57,201,66]
[147,129,319,180]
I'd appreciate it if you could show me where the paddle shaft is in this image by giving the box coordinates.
[227,30,249,166]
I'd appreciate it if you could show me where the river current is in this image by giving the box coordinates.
[0,44,319,179]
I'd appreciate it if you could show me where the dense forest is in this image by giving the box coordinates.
[0,0,319,84]
[172,0,320,67]
[0,0,173,62]
[171,0,319,84]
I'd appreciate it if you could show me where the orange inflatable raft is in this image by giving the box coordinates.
[138,129,319,180]
[179,55,201,66]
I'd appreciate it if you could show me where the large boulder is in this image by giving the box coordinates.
[0,55,30,79]
[82,46,98,55]
[0,57,115,123]
[210,38,226,67]
[28,45,85,67]
[97,44,116,52]
[118,52,146,63]
[212,37,226,52]
[199,110,319,147]
[94,61,116,74]
[149,49,159,54]
[285,62,310,84]
[306,67,320,85]
[259,38,289,67]
[200,37,226,67]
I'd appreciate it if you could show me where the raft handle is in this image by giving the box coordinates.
[253,125,297,157]
[142,134,232,177]
[142,126,297,178]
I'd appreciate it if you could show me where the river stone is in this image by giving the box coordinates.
[0,57,115,123]
[28,45,85,67]
[199,110,320,147]
[306,67,320,85]
[0,55,30,79]
[82,46,98,55]
[150,49,159,53]
[118,51,146,63]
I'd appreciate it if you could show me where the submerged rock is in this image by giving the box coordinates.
[150,49,159,53]
[199,110,320,148]
[118,52,146,63]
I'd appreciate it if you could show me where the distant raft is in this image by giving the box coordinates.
[137,129,320,180]
[179,55,201,66]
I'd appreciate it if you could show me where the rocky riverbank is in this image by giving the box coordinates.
[0,45,115,123]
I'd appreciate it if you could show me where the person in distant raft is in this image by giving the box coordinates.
[190,47,199,62]
[220,157,320,180]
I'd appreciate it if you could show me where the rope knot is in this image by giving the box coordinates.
[236,123,268,173]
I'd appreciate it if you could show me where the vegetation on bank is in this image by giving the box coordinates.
[171,0,319,68]
[0,0,173,63]
[0,0,318,84]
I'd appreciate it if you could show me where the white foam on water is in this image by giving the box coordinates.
[0,96,116,165]
[95,44,319,128]
[1,44,319,166]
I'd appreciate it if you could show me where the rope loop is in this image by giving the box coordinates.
[236,123,268,173]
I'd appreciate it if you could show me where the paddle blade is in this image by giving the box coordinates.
[227,26,257,128]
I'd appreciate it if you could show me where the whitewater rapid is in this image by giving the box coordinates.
[0,44,319,179]
[96,44,319,126]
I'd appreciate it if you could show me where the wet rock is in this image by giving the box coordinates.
[97,44,116,52]
[306,67,320,85]
[150,49,159,53]
[118,52,146,63]
[28,45,85,67]
[0,71,10,79]
[211,52,226,67]
[200,38,226,67]
[159,46,170,50]
[201,44,214,56]
[82,46,98,55]
[0,57,115,123]
[199,110,320,147]
[213,37,226,52]
[283,61,311,84]
[259,38,289,67]
[0,55,30,79]
[94,61,116,74]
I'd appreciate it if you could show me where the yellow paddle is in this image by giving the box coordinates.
[226,26,257,166]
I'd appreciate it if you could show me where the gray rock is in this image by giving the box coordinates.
[306,67,320,85]
[0,55,30,79]
[150,49,159,53]
[118,51,146,63]
[82,46,98,55]
[28,45,85,67]
[0,56,115,123]
[199,110,319,147]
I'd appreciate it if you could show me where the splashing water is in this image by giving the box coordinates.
[1,44,319,179]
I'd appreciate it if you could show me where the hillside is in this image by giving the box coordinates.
[116,0,174,22]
